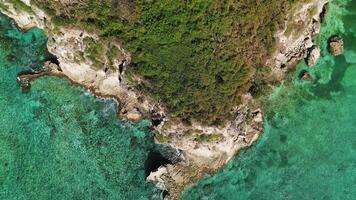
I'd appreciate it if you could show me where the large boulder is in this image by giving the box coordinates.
[126,111,142,122]
[306,46,321,66]
[328,36,344,56]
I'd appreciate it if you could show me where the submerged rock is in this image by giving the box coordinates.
[328,36,344,56]
[299,70,311,80]
[306,46,321,66]
[16,76,31,93]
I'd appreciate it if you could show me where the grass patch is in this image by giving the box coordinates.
[83,37,106,69]
[106,44,123,70]
[0,3,10,11]
[155,132,171,144]
[194,133,223,143]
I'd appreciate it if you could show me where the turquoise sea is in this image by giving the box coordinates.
[1,0,356,199]
[0,14,158,199]
[183,0,356,199]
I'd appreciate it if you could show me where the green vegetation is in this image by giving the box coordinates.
[106,44,122,69]
[155,132,171,144]
[285,2,317,37]
[82,37,125,69]
[8,0,34,14]
[0,3,10,11]
[194,133,223,143]
[32,0,297,124]
[83,37,106,69]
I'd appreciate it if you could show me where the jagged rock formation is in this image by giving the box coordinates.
[306,46,321,66]
[299,70,312,81]
[328,35,344,56]
[0,2,265,199]
[271,0,328,79]
[149,94,263,199]
[0,0,329,199]
[0,0,159,123]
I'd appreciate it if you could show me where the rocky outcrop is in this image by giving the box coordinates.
[0,0,159,123]
[16,61,63,91]
[16,63,51,93]
[0,0,327,199]
[148,93,263,199]
[306,46,321,66]
[319,2,329,23]
[1,2,264,199]
[270,0,328,79]
[299,70,312,81]
[328,35,344,56]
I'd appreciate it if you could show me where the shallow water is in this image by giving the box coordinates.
[0,14,158,199]
[182,0,356,199]
[1,0,356,199]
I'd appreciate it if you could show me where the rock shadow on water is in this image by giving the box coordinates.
[144,148,173,177]
[312,55,348,99]
[279,134,287,143]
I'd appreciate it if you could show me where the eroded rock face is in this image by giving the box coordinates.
[270,0,328,80]
[0,1,328,199]
[328,36,344,56]
[306,46,321,66]
[319,2,329,23]
[149,93,263,199]
[0,0,158,123]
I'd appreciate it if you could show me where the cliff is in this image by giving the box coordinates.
[270,0,328,79]
[0,0,329,199]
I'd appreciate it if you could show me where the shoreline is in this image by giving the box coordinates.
[0,0,329,199]
[17,62,123,114]
[269,0,328,80]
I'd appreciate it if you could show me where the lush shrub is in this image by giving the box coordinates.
[33,0,294,124]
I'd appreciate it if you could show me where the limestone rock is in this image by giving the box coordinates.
[126,111,142,122]
[252,109,263,123]
[147,166,168,184]
[306,46,321,66]
[328,36,344,56]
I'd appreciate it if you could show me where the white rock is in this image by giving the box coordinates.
[306,46,321,66]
